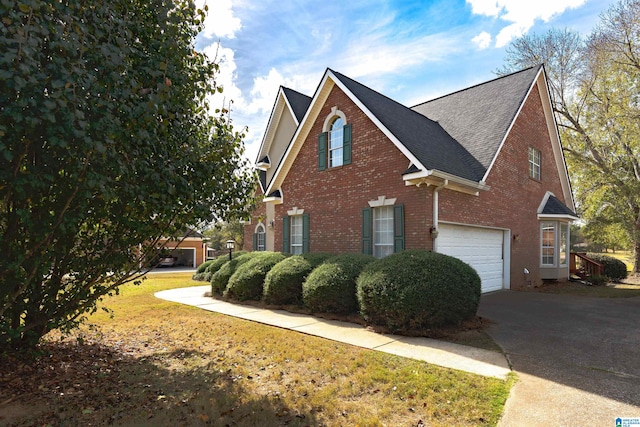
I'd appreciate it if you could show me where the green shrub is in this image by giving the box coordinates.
[192,259,215,281]
[586,253,628,281]
[204,251,247,282]
[210,252,254,295]
[196,259,215,274]
[357,250,481,332]
[587,274,608,286]
[303,253,375,314]
[224,252,288,301]
[263,253,333,305]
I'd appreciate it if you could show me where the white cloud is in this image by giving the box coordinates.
[196,0,242,39]
[467,0,587,47]
[472,31,492,49]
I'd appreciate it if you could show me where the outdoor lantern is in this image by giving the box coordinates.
[226,239,235,261]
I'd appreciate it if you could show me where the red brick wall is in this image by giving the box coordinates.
[246,80,570,289]
[269,84,433,254]
[438,82,568,288]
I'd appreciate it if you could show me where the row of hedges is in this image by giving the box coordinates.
[198,249,481,332]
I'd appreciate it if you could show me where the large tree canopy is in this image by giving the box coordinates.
[499,0,640,273]
[0,0,256,351]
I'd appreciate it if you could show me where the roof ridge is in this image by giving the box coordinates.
[411,64,542,108]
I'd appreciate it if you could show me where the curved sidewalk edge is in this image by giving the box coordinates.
[155,286,512,380]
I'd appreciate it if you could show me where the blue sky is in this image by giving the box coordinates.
[196,0,617,163]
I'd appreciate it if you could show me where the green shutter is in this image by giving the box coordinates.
[302,213,310,253]
[253,233,258,251]
[343,124,352,165]
[318,132,327,171]
[282,216,290,253]
[394,205,405,253]
[362,207,372,255]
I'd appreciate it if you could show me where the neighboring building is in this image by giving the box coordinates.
[155,228,208,268]
[244,65,577,291]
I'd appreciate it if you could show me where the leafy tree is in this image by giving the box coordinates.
[0,0,256,351]
[498,0,640,273]
[203,220,245,251]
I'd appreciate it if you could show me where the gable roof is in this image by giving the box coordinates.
[542,195,577,216]
[282,87,312,123]
[264,66,573,208]
[412,65,542,173]
[330,70,486,182]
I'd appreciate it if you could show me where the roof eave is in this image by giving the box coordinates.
[403,169,489,195]
[537,213,579,221]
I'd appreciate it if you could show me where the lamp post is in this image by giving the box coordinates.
[226,239,235,261]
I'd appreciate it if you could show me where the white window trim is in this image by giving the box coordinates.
[529,146,541,180]
[287,207,304,216]
[373,205,394,258]
[290,215,303,255]
[368,196,397,208]
[255,223,266,252]
[540,221,570,268]
[322,106,347,132]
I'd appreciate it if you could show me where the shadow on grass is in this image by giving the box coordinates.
[1,341,319,427]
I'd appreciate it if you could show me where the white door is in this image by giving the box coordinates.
[437,224,505,293]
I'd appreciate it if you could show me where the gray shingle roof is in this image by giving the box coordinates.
[411,65,542,172]
[331,70,485,182]
[542,195,577,217]
[282,87,311,123]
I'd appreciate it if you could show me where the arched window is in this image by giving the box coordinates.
[329,117,344,167]
[254,223,266,251]
[318,107,351,171]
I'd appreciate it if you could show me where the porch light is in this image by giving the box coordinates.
[226,239,235,261]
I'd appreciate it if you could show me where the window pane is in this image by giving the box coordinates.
[329,118,343,167]
[290,215,303,254]
[541,222,555,266]
[559,223,568,266]
[529,147,541,180]
[256,224,266,251]
[373,206,394,258]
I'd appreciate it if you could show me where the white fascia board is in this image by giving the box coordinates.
[537,191,554,214]
[537,213,580,221]
[538,68,576,212]
[403,168,489,194]
[481,67,542,183]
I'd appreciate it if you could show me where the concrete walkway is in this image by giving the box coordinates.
[155,286,511,380]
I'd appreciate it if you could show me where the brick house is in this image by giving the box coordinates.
[243,65,577,292]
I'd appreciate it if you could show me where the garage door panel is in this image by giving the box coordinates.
[438,224,505,293]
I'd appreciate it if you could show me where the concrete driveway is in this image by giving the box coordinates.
[479,291,640,426]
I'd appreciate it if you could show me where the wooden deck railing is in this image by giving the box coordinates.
[570,252,603,278]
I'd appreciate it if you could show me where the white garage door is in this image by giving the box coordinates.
[437,224,505,293]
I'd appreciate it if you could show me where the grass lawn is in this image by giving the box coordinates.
[1,273,513,427]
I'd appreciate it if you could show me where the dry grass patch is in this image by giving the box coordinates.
[1,273,512,426]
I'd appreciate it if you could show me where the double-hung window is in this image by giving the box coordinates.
[329,118,344,167]
[373,206,394,258]
[540,221,569,267]
[283,212,309,254]
[318,110,352,170]
[254,223,266,251]
[529,146,541,180]
[362,201,404,258]
[290,215,303,255]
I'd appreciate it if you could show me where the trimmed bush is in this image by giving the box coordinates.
[263,253,333,305]
[302,253,375,314]
[357,250,481,332]
[204,251,247,282]
[586,253,628,281]
[224,252,288,301]
[210,252,254,295]
[192,259,215,281]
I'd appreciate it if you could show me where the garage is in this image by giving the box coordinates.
[437,223,507,293]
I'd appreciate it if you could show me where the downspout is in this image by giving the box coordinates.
[431,180,448,252]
